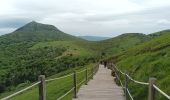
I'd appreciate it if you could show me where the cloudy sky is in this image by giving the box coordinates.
[1,0,170,37]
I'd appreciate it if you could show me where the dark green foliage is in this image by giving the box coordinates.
[0,21,97,94]
[0,45,65,92]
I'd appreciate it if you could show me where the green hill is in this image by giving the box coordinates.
[109,31,170,100]
[0,21,98,95]
[95,33,150,57]
[1,21,170,100]
[0,21,81,44]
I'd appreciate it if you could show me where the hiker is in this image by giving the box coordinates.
[104,61,107,68]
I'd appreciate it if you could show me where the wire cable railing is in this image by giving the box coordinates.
[56,64,99,99]
[127,88,134,100]
[114,64,149,85]
[45,73,74,82]
[126,74,149,85]
[113,69,124,89]
[57,87,75,100]
[1,82,40,100]
[153,85,170,99]
[112,63,170,100]
[76,69,86,74]
[77,79,86,87]
[1,64,99,100]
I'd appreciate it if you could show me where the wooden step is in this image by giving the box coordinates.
[73,65,125,100]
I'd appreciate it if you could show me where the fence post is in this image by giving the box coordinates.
[95,64,98,74]
[73,71,77,98]
[39,75,46,100]
[112,64,117,79]
[94,65,97,74]
[91,66,94,79]
[85,67,88,85]
[148,78,156,100]
[125,71,128,100]
[112,64,115,74]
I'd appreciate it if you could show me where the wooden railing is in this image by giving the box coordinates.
[111,63,170,100]
[1,64,99,100]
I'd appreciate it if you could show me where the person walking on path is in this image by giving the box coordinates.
[104,61,107,68]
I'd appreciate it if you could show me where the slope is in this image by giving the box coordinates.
[0,21,81,44]
[112,31,170,100]
[0,21,98,94]
[95,33,150,58]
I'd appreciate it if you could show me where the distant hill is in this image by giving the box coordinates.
[0,21,81,44]
[79,36,110,41]
[15,21,60,32]
[96,33,150,56]
[148,29,170,38]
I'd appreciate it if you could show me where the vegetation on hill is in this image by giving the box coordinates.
[0,21,98,94]
[96,33,150,57]
[109,31,170,100]
[0,21,81,44]
[0,21,170,100]
[0,63,95,100]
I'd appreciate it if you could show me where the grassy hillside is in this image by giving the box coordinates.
[31,41,96,57]
[111,32,170,100]
[95,33,150,58]
[0,21,99,95]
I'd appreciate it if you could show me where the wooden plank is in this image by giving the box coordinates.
[73,65,125,100]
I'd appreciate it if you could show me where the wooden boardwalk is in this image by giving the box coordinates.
[73,64,125,100]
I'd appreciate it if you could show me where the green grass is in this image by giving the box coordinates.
[0,63,96,100]
[31,41,97,57]
[1,21,170,100]
[113,32,170,100]
[97,33,149,56]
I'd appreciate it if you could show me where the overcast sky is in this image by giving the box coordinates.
[1,0,170,37]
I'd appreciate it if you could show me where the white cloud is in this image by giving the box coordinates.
[0,28,16,35]
[157,19,170,24]
[1,0,170,36]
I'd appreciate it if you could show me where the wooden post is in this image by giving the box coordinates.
[94,65,96,74]
[91,67,94,79]
[85,67,88,85]
[111,63,114,76]
[148,78,156,100]
[125,71,128,100]
[112,64,117,79]
[39,75,46,100]
[73,71,77,98]
[95,64,98,74]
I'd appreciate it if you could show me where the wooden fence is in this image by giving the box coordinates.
[111,63,170,100]
[1,64,99,100]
